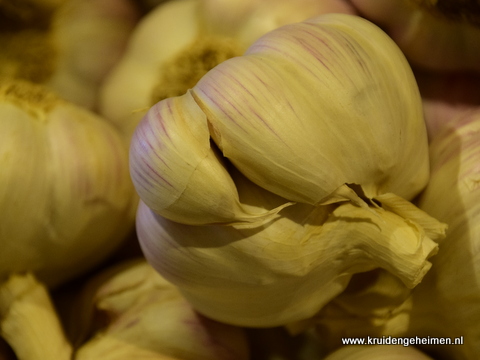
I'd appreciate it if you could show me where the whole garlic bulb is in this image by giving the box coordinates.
[99,0,355,140]
[0,80,136,287]
[131,13,446,327]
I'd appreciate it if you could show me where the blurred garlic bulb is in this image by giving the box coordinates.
[131,13,447,328]
[1,264,249,360]
[406,109,480,360]
[323,345,433,360]
[349,0,480,72]
[0,273,73,360]
[74,259,250,360]
[0,0,139,110]
[0,80,136,287]
[99,0,355,140]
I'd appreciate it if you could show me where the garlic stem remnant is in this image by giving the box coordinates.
[131,13,446,327]
[0,80,136,287]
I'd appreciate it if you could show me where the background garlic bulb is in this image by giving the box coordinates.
[0,80,136,287]
[73,259,250,360]
[0,0,139,110]
[0,262,250,360]
[131,13,446,328]
[99,0,356,140]
[349,0,480,72]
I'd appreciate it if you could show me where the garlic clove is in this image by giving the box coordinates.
[191,13,429,205]
[0,80,136,287]
[130,91,292,225]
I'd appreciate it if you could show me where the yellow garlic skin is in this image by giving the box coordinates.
[0,81,136,287]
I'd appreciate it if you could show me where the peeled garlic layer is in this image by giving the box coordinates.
[131,13,446,327]
[0,80,136,287]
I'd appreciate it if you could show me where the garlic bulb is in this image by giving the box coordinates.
[349,0,480,72]
[323,345,433,360]
[0,0,139,110]
[0,80,136,287]
[99,0,355,140]
[131,13,447,328]
[74,259,250,360]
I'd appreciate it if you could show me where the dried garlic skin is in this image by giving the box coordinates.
[0,80,136,287]
[99,0,355,141]
[73,260,250,360]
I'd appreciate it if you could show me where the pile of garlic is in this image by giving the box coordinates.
[1,0,480,359]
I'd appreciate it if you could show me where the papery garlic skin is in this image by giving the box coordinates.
[0,80,136,287]
[192,13,429,204]
[74,260,250,360]
[99,0,355,140]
